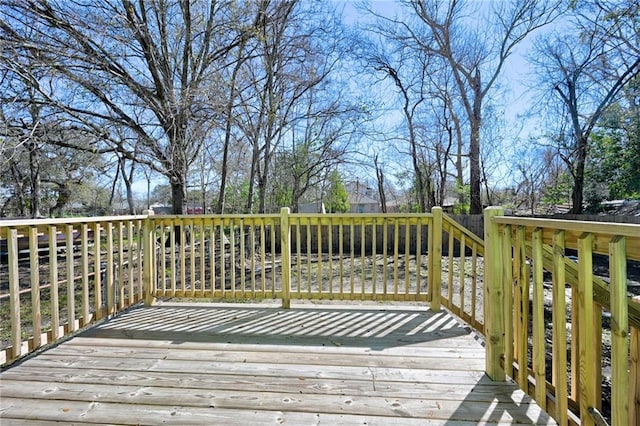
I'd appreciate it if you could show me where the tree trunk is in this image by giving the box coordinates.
[171,178,186,215]
[28,140,41,218]
[52,183,71,217]
[374,155,387,213]
[216,48,245,214]
[469,85,482,214]
[9,161,26,216]
[570,135,587,214]
[407,110,426,213]
[119,157,136,215]
[246,144,259,213]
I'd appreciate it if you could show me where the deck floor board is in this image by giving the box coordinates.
[0,302,556,425]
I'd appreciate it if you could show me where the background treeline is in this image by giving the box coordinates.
[1,0,638,218]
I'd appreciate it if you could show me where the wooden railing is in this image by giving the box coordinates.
[0,215,149,365]
[0,208,487,366]
[9,207,637,425]
[484,207,640,426]
[440,212,485,333]
[144,209,482,314]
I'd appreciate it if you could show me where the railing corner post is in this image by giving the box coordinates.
[429,207,443,311]
[280,207,291,309]
[484,206,506,381]
[142,210,156,306]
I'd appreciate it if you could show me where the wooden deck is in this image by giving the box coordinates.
[0,302,556,425]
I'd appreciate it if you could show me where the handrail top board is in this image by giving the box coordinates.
[494,215,640,238]
[0,215,147,228]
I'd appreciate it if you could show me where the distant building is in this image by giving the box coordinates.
[345,181,380,213]
[149,203,172,215]
[299,201,326,213]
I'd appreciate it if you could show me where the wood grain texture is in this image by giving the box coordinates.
[0,303,557,425]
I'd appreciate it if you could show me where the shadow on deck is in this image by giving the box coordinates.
[0,303,556,425]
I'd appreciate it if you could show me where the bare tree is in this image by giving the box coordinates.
[236,1,346,213]
[373,154,387,213]
[271,87,359,213]
[1,0,268,214]
[532,0,640,213]
[354,22,437,213]
[405,0,562,213]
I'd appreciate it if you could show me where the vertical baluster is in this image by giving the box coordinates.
[594,301,603,413]
[382,219,388,297]
[49,225,59,340]
[318,218,323,297]
[270,221,276,297]
[188,219,195,297]
[178,218,187,297]
[414,221,420,296]
[280,208,291,308]
[127,221,134,305]
[137,219,143,301]
[294,219,301,297]
[629,324,639,425]
[459,233,467,316]
[393,220,399,296]
[571,282,580,403]
[117,222,124,310]
[250,221,256,298]
[471,242,477,326]
[200,219,206,297]
[372,219,377,298]
[29,227,41,350]
[8,229,21,360]
[211,222,218,295]
[92,223,100,320]
[220,222,226,297]
[339,220,344,297]
[238,219,246,297]
[65,225,75,332]
[338,219,344,300]
[552,230,568,425]
[515,226,528,390]
[81,224,90,324]
[158,224,165,296]
[258,221,264,296]
[229,219,236,298]
[307,218,312,297]
[447,229,454,306]
[170,220,176,296]
[532,228,546,410]
[329,219,334,297]
[404,220,410,297]
[350,219,356,297]
[105,222,114,317]
[208,219,216,297]
[361,220,366,298]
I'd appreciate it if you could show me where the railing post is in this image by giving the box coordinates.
[143,210,156,306]
[429,207,443,311]
[280,207,291,309]
[484,206,506,381]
